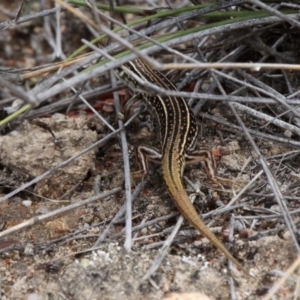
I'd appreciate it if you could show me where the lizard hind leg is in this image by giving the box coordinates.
[131,145,162,180]
[185,149,218,180]
[185,148,243,188]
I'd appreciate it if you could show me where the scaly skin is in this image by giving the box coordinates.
[119,58,246,273]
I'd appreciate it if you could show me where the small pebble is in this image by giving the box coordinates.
[22,200,32,207]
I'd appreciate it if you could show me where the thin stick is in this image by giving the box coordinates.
[162,62,300,72]
[93,179,148,247]
[0,187,121,239]
[262,256,300,300]
[228,103,300,254]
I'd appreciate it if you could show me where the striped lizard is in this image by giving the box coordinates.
[117,58,245,272]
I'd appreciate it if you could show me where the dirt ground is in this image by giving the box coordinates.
[1,1,300,300]
[0,113,299,300]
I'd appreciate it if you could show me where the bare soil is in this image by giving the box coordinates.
[1,1,300,300]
